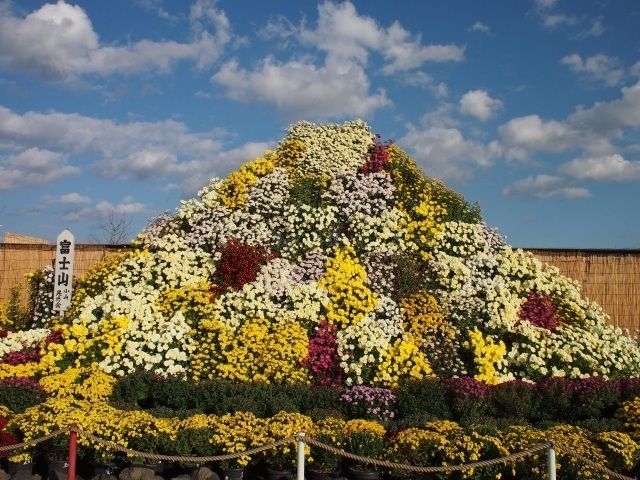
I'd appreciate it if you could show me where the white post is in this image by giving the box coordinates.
[53,229,75,316]
[297,433,305,480]
[547,441,556,480]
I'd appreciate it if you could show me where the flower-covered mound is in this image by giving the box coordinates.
[3,119,640,387]
[4,119,640,477]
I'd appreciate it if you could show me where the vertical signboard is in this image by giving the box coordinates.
[53,229,75,316]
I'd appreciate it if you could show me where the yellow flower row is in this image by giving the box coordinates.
[189,317,308,383]
[465,329,507,385]
[374,335,433,387]
[318,243,378,328]
[5,392,640,479]
[217,154,276,208]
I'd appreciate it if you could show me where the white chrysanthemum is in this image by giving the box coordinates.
[282,120,374,176]
[0,328,51,357]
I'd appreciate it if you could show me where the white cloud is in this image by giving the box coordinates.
[560,53,624,86]
[459,90,503,121]
[499,115,578,152]
[469,21,491,35]
[567,81,640,137]
[532,0,603,38]
[401,71,449,97]
[299,1,382,64]
[298,1,465,72]
[400,116,500,181]
[541,13,577,29]
[135,0,175,20]
[559,154,640,181]
[0,0,231,81]
[580,19,605,38]
[499,81,640,158]
[631,60,640,78]
[58,193,91,204]
[531,0,578,31]
[212,1,463,117]
[381,22,465,73]
[96,196,147,215]
[502,174,590,198]
[533,0,559,9]
[61,196,147,223]
[0,105,271,193]
[121,149,180,179]
[0,148,79,190]
[212,57,390,119]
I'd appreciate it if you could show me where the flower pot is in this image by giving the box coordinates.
[7,461,33,480]
[345,466,381,480]
[47,459,68,480]
[223,467,245,480]
[263,465,295,480]
[306,467,340,480]
[92,461,119,477]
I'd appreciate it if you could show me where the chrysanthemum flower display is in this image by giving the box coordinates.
[2,118,640,390]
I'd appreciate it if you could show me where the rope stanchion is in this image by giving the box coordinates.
[1,426,636,480]
[0,429,67,455]
[547,440,556,480]
[75,426,298,465]
[296,432,305,480]
[554,442,637,480]
[68,424,78,480]
[302,434,552,474]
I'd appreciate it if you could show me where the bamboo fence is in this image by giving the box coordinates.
[529,248,640,333]
[1,244,639,332]
[0,243,128,307]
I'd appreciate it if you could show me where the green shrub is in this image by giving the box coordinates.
[391,252,427,300]
[289,176,325,207]
[109,370,155,407]
[195,379,237,414]
[426,178,482,224]
[218,394,261,416]
[535,377,574,422]
[150,376,198,411]
[6,287,29,330]
[490,380,540,420]
[0,379,46,413]
[575,417,624,433]
[302,386,340,413]
[395,378,451,423]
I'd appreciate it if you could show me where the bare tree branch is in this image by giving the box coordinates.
[90,210,133,244]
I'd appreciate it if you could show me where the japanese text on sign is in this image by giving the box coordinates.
[53,229,75,316]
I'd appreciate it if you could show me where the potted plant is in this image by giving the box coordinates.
[260,412,313,480]
[0,411,27,475]
[343,419,386,480]
[207,412,265,480]
[307,417,346,480]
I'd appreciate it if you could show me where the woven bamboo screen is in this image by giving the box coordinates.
[1,244,639,333]
[529,249,640,333]
[0,244,128,306]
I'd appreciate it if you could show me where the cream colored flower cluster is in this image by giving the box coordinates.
[429,220,640,382]
[67,236,212,377]
[0,328,50,357]
[280,119,374,176]
[337,296,404,386]
[212,257,327,332]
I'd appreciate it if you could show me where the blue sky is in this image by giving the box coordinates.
[1,0,639,248]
